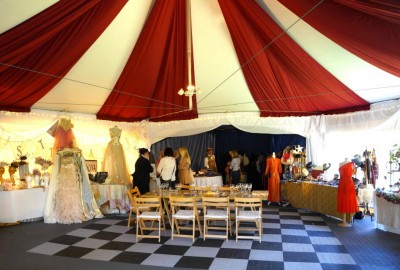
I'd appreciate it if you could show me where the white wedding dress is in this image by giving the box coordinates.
[44,148,103,224]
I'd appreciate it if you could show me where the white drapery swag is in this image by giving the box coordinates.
[0,99,398,171]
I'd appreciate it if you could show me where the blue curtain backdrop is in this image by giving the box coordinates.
[151,125,306,174]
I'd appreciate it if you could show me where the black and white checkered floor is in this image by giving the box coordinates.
[28,206,360,270]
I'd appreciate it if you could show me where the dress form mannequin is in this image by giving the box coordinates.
[265,152,282,204]
[337,158,358,227]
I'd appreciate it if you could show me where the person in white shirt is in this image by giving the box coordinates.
[157,147,176,189]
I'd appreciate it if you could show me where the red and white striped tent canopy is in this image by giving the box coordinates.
[1,0,399,123]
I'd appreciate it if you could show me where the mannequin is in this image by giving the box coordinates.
[102,126,131,185]
[265,152,282,204]
[337,158,358,227]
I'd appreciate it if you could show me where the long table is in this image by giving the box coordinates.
[143,189,267,226]
[284,181,343,219]
[0,187,48,224]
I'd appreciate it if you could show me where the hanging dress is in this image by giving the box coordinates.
[337,162,359,213]
[102,126,131,185]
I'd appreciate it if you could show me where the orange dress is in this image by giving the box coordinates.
[265,157,282,203]
[337,162,358,213]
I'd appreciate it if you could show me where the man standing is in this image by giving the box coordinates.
[204,147,217,172]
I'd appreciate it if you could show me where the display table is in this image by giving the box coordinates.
[375,194,400,235]
[285,181,343,219]
[0,187,48,224]
[90,184,130,213]
[194,175,223,187]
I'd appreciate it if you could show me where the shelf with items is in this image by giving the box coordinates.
[387,144,400,188]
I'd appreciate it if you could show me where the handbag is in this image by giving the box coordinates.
[94,172,108,184]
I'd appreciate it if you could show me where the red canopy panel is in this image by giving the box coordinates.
[218,0,369,117]
[0,0,128,112]
[97,0,198,122]
[278,0,400,78]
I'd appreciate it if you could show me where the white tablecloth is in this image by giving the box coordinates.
[90,184,130,210]
[194,175,223,187]
[0,188,48,223]
[375,194,400,235]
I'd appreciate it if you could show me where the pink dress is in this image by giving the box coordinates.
[337,162,358,213]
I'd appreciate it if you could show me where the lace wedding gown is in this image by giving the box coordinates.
[44,148,103,224]
[102,126,131,185]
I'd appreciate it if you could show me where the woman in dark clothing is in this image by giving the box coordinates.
[132,148,153,194]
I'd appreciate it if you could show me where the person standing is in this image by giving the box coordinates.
[204,147,217,172]
[178,147,192,185]
[265,152,282,204]
[133,148,153,194]
[157,147,176,189]
[229,150,241,185]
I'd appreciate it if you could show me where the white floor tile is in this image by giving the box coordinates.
[282,243,315,252]
[72,238,109,249]
[141,254,181,267]
[209,258,248,270]
[28,242,69,255]
[81,249,122,261]
[317,252,357,264]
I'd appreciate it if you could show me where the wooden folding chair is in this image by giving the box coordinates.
[126,187,141,228]
[202,196,231,240]
[134,196,165,242]
[169,196,203,242]
[234,197,262,243]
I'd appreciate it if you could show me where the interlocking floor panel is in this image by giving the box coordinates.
[28,206,361,270]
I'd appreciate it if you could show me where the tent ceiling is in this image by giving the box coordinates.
[0,0,399,122]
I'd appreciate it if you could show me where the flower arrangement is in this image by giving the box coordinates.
[35,157,53,170]
[32,168,41,177]
[375,187,400,204]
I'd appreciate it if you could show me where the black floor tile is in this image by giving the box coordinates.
[193,238,224,247]
[247,260,284,270]
[280,215,301,220]
[282,235,311,244]
[283,251,319,262]
[82,223,111,230]
[175,256,214,269]
[280,224,305,230]
[89,231,121,241]
[99,240,134,251]
[154,244,190,255]
[251,241,282,251]
[263,228,281,234]
[110,251,150,264]
[54,246,94,258]
[321,263,362,270]
[137,236,169,244]
[307,230,335,237]
[49,235,86,245]
[216,248,250,259]
[313,244,348,253]
[302,220,327,226]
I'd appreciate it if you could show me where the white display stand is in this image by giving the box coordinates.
[0,188,48,223]
[375,194,400,235]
